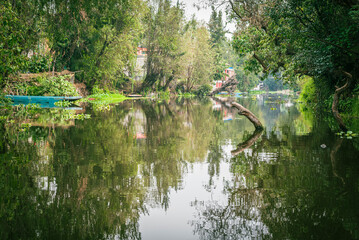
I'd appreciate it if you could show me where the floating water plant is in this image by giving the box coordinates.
[63,112,91,121]
[55,100,72,107]
[335,131,358,139]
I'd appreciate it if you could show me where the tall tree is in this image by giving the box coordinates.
[38,0,147,87]
[178,24,215,92]
[208,7,227,81]
[208,6,226,46]
[141,0,184,91]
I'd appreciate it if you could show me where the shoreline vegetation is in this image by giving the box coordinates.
[1,0,358,131]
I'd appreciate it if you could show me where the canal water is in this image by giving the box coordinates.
[1,95,359,239]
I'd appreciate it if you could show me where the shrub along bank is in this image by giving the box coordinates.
[4,75,78,96]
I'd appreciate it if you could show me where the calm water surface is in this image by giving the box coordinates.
[1,95,359,239]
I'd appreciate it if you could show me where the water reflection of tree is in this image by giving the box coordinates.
[3,98,359,239]
[137,99,219,208]
[1,98,223,239]
[191,127,269,240]
[192,118,359,239]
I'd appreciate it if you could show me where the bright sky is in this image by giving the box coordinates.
[178,0,236,38]
[180,0,212,23]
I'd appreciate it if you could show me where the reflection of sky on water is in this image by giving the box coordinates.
[139,141,271,240]
[36,176,57,203]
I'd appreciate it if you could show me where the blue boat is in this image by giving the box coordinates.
[5,95,82,108]
[6,95,82,103]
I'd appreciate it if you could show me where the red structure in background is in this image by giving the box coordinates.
[213,67,236,90]
[216,81,223,88]
[224,67,235,81]
[137,47,147,56]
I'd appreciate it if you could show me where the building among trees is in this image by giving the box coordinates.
[134,47,147,81]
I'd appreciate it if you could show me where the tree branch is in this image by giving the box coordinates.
[228,0,243,19]
[253,52,268,72]
[306,34,359,56]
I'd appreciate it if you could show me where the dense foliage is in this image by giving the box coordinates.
[2,0,358,114]
[142,0,184,91]
[0,2,37,85]
[1,0,147,89]
[141,1,221,94]
[204,0,359,129]
[225,0,359,99]
[4,75,79,96]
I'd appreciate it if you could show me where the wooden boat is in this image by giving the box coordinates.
[5,95,82,104]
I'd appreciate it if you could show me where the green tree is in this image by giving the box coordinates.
[141,0,184,91]
[208,7,227,81]
[38,0,147,88]
[178,24,215,92]
[225,0,359,130]
[0,2,39,85]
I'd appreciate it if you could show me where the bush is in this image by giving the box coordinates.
[298,77,317,106]
[28,75,78,96]
[158,90,170,100]
[194,84,212,97]
[175,82,185,94]
[26,55,52,73]
[5,75,79,96]
[91,85,106,95]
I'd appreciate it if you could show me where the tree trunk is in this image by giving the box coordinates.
[163,75,174,91]
[231,102,264,130]
[212,97,264,130]
[332,71,352,132]
[95,40,110,68]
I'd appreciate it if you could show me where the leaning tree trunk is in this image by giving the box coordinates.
[231,102,264,130]
[332,71,352,132]
[212,96,264,156]
[213,97,264,130]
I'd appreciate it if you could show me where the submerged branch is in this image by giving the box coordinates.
[330,137,345,185]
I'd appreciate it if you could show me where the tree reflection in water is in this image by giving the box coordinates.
[1,97,359,239]
[0,98,219,239]
[191,120,359,240]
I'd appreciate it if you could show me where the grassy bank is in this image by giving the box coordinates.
[85,93,129,104]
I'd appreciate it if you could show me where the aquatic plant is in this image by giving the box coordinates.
[336,131,358,139]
